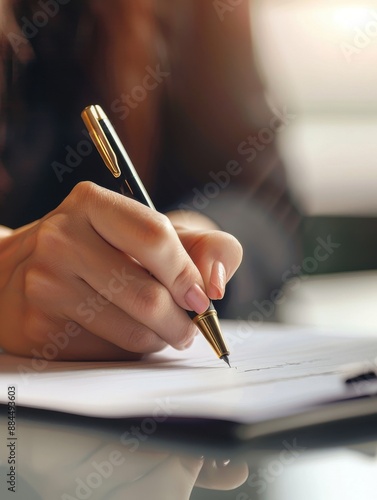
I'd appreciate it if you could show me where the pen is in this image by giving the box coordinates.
[81,104,231,367]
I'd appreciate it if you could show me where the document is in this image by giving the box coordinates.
[0,322,376,432]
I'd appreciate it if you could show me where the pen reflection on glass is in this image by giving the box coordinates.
[81,104,230,366]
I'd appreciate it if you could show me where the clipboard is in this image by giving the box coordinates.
[1,322,377,453]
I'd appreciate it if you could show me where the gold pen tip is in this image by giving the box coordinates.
[221,354,231,368]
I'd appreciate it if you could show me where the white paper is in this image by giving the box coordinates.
[0,322,376,424]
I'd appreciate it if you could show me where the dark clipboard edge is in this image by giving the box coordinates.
[1,392,377,458]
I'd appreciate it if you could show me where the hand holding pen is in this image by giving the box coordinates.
[82,105,242,365]
[0,112,242,362]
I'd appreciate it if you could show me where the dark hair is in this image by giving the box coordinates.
[1,0,300,238]
[0,1,108,225]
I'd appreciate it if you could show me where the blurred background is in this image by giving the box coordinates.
[2,0,377,333]
[1,3,377,500]
[250,0,377,335]
[195,5,377,500]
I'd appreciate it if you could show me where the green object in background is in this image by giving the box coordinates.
[300,216,377,275]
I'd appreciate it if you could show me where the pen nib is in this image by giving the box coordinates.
[221,354,231,368]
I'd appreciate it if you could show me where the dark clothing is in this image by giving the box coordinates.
[0,0,302,318]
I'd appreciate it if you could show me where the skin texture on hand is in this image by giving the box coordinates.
[0,182,242,360]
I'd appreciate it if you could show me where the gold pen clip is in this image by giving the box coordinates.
[81,105,121,178]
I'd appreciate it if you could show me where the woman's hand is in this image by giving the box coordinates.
[0,182,242,360]
[166,209,242,301]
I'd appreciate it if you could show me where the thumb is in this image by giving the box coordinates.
[176,229,243,300]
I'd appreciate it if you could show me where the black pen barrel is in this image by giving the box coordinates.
[99,118,155,209]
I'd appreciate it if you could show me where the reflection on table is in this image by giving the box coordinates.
[0,409,248,500]
[0,408,376,500]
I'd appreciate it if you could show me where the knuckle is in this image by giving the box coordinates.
[24,267,46,303]
[70,180,98,202]
[26,218,68,276]
[67,181,104,216]
[133,282,169,319]
[139,212,174,247]
[126,323,164,353]
[33,218,65,256]
[23,228,66,305]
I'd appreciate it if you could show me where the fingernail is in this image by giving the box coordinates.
[210,261,226,299]
[185,284,209,314]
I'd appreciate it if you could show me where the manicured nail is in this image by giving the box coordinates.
[210,261,226,299]
[185,284,209,314]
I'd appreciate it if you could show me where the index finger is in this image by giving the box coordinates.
[63,182,210,314]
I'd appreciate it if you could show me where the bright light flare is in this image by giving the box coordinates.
[333,5,371,30]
